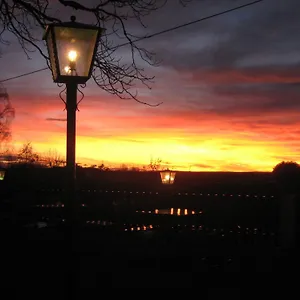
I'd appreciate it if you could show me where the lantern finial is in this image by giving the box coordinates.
[70,15,76,22]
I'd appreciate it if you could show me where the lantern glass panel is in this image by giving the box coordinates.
[54,27,98,77]
[160,171,176,185]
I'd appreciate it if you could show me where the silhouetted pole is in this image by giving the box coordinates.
[66,82,77,226]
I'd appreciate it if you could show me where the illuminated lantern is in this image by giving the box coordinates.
[43,16,104,84]
[0,169,5,181]
[160,169,176,185]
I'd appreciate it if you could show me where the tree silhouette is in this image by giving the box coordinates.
[97,163,109,171]
[0,0,190,105]
[273,161,300,249]
[148,156,162,171]
[17,142,39,165]
[0,86,15,145]
[42,149,65,167]
[273,161,300,194]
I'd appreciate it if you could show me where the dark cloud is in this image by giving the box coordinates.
[129,0,300,122]
[192,163,216,169]
[191,161,256,172]
[46,118,66,122]
[151,0,300,70]
[220,162,255,172]
[211,82,300,116]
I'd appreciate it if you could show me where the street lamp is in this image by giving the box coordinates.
[43,16,104,222]
[160,169,176,185]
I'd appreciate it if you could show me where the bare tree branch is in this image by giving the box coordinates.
[0,86,15,145]
[0,0,191,105]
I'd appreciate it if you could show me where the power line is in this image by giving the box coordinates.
[113,0,264,48]
[0,67,48,83]
[0,0,264,84]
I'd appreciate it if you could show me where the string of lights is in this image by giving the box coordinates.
[0,0,263,84]
[35,188,275,199]
[34,216,276,238]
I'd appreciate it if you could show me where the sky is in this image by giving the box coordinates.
[1,0,300,172]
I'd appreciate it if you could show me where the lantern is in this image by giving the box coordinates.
[0,169,6,180]
[43,16,104,84]
[160,170,176,185]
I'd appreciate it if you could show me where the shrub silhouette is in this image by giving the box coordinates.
[273,161,300,194]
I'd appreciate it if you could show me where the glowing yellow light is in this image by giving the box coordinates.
[170,208,174,215]
[155,209,158,214]
[177,208,180,215]
[160,171,176,185]
[184,209,187,215]
[64,66,71,74]
[68,50,77,62]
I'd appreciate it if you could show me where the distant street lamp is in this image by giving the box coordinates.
[160,169,176,185]
[0,169,6,181]
[43,16,104,222]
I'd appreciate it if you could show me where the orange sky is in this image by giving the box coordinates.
[8,68,300,172]
[2,0,300,171]
[5,74,300,172]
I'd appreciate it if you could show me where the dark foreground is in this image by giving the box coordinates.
[1,221,298,293]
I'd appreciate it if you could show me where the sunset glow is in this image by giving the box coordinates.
[2,0,300,171]
[9,89,299,171]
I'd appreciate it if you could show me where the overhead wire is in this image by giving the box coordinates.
[0,0,264,84]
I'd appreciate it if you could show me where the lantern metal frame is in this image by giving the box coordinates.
[160,169,176,185]
[43,16,104,84]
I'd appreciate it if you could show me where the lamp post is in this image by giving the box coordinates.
[43,16,104,225]
[159,169,176,208]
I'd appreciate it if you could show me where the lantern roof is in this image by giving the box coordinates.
[43,16,105,39]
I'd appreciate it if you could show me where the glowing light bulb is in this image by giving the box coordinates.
[64,66,71,74]
[68,50,77,62]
